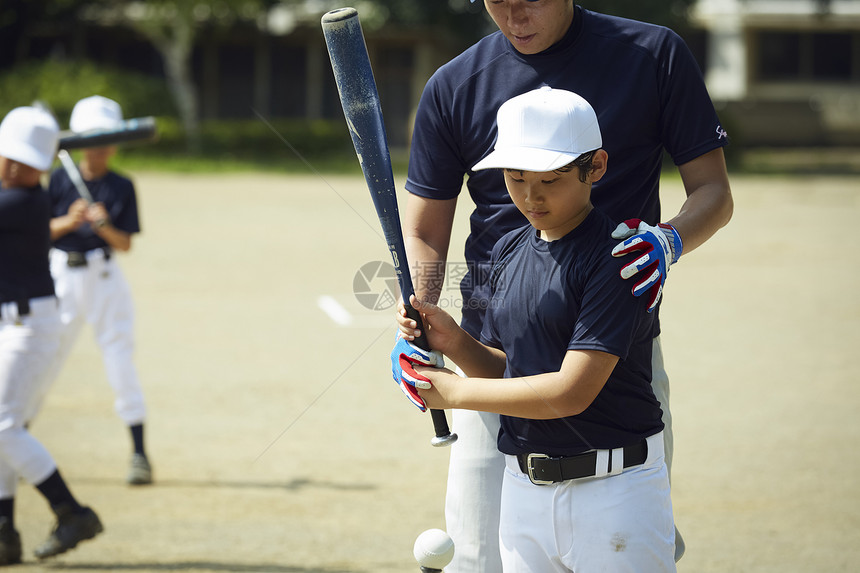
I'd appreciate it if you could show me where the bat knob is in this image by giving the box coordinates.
[430,432,458,448]
[321,7,358,24]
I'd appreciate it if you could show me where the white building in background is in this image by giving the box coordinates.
[692,0,860,145]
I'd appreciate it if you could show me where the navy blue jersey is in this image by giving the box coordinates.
[48,168,140,252]
[0,185,55,301]
[407,6,728,338]
[481,210,663,456]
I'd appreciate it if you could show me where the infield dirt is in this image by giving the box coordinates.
[12,171,859,572]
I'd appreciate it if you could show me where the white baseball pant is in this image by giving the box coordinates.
[49,248,146,425]
[499,432,675,572]
[0,296,63,498]
[444,336,673,573]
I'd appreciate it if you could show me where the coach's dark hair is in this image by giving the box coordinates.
[555,150,598,182]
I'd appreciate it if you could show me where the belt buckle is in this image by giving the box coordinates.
[67,252,87,267]
[526,453,555,486]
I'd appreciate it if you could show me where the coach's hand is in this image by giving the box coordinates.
[396,295,460,353]
[391,334,444,412]
[611,219,683,313]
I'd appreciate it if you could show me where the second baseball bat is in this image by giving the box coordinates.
[321,7,457,447]
[58,116,157,150]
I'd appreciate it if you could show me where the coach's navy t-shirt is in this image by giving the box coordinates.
[48,168,140,253]
[0,185,55,301]
[407,6,728,338]
[480,210,663,456]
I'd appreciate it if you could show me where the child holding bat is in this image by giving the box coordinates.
[47,95,153,486]
[393,88,675,572]
[0,105,104,563]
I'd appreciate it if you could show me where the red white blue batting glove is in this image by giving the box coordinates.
[611,218,683,313]
[390,334,444,412]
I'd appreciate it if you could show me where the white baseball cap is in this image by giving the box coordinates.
[0,106,60,171]
[472,86,602,172]
[70,95,123,133]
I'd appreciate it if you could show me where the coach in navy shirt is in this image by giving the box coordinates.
[395,2,734,568]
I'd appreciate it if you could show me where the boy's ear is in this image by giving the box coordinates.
[589,149,609,182]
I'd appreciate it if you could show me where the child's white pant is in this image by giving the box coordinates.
[444,337,673,573]
[499,431,675,572]
[0,297,62,497]
[50,248,146,425]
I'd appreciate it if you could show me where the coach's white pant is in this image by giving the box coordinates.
[444,337,672,573]
[50,248,146,425]
[500,432,675,572]
[0,297,62,498]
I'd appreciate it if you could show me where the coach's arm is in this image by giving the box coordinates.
[667,148,734,254]
[403,194,458,304]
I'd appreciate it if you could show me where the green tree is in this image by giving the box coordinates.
[2,0,275,153]
[372,0,695,40]
[366,0,490,48]
[363,0,696,57]
[79,0,276,152]
[578,0,696,30]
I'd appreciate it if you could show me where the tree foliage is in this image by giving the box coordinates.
[368,0,490,46]
[372,0,696,42]
[577,0,696,31]
[0,59,176,123]
[1,0,696,153]
[78,1,276,152]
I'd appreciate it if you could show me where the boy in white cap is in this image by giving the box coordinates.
[0,106,104,564]
[47,95,152,485]
[394,87,675,571]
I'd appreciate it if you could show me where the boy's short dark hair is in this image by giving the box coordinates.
[555,150,598,182]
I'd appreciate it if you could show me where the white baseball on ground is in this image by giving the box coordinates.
[413,528,455,570]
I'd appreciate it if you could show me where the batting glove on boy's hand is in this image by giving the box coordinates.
[390,334,444,412]
[611,219,683,313]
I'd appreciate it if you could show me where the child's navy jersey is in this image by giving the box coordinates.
[0,185,55,300]
[48,168,140,252]
[480,209,663,456]
[407,6,728,338]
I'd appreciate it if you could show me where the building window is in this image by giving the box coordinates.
[758,31,801,80]
[756,30,854,82]
[812,33,851,80]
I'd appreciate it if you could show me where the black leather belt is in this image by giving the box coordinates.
[516,439,648,485]
[66,248,111,267]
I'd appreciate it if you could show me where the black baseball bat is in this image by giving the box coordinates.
[58,116,157,150]
[321,7,457,447]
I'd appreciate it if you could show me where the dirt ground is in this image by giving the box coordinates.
[11,170,859,572]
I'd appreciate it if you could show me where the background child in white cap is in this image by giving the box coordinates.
[0,105,104,564]
[394,87,675,572]
[47,95,152,485]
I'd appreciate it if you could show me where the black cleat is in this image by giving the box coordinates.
[34,505,103,559]
[0,517,22,565]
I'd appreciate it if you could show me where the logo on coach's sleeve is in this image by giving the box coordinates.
[716,125,728,140]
